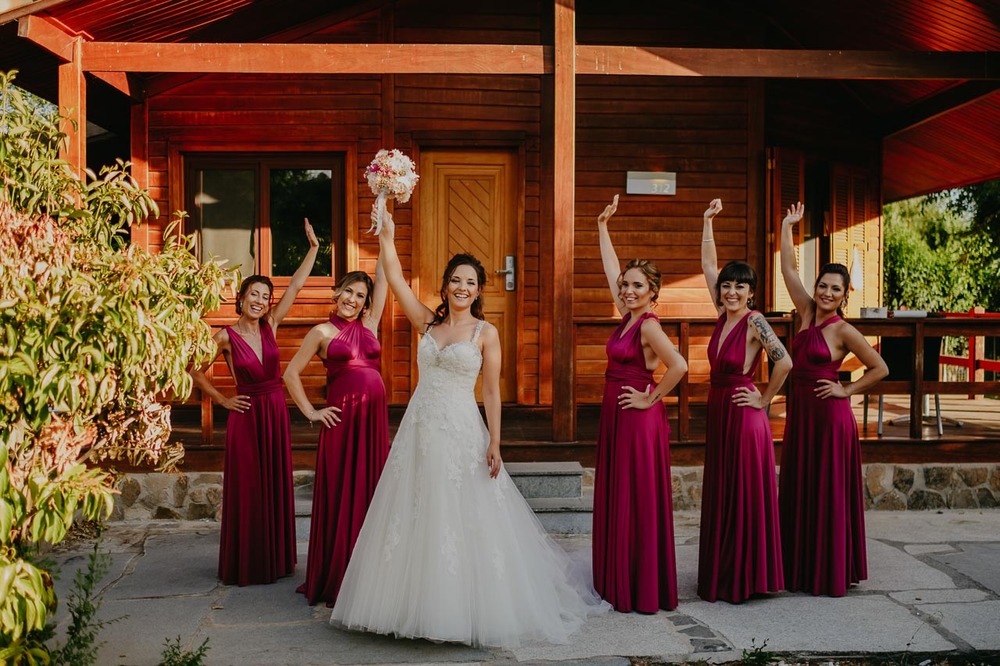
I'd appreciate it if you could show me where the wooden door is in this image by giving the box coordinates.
[417,149,519,402]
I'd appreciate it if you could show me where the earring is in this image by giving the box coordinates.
[747,297,755,310]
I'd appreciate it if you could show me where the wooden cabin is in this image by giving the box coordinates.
[2,0,998,464]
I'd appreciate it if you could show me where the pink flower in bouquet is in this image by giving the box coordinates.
[366,149,419,202]
[366,149,418,234]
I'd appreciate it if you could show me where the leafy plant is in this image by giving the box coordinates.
[1,70,235,663]
[739,637,777,665]
[50,540,123,666]
[159,635,210,666]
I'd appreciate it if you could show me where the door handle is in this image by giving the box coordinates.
[495,255,515,291]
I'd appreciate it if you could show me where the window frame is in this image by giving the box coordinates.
[170,143,359,289]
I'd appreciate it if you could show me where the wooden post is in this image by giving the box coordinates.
[678,321,690,442]
[551,0,576,442]
[57,37,85,177]
[911,321,925,439]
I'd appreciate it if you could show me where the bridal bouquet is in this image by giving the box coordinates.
[366,149,419,234]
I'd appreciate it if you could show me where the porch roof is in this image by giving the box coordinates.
[1,0,998,197]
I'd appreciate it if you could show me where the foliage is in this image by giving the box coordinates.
[739,637,777,665]
[0,70,235,663]
[883,194,999,314]
[159,635,210,666]
[49,540,123,666]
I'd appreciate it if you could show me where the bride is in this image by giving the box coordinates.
[331,209,608,648]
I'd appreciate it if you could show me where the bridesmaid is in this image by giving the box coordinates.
[593,195,688,613]
[283,253,389,606]
[191,219,319,586]
[698,198,790,603]
[779,202,888,596]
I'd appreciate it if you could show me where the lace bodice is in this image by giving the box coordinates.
[394,319,488,439]
[415,320,485,394]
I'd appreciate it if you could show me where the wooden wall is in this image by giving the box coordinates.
[137,1,884,421]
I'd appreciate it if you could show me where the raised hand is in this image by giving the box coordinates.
[597,194,619,225]
[375,205,395,239]
[783,201,804,227]
[704,198,723,219]
[304,218,319,248]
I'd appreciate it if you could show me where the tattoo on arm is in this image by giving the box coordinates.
[750,314,787,362]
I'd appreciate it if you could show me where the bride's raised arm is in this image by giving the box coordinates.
[376,207,435,332]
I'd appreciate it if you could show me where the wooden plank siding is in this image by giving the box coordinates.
[127,1,898,454]
[573,76,750,321]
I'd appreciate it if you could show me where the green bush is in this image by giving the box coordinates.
[0,70,234,663]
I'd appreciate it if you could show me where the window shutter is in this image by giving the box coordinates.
[766,147,805,313]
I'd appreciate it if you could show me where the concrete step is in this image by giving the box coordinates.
[505,461,584,499]
[293,462,593,535]
[526,490,594,535]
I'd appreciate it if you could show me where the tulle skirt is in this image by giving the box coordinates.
[331,401,608,648]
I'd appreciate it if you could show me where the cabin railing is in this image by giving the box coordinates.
[574,315,1000,441]
[183,315,999,446]
[935,308,1000,397]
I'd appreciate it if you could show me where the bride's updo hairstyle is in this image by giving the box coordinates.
[332,270,374,317]
[235,275,274,315]
[432,253,487,325]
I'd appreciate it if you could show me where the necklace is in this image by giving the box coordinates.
[234,320,261,339]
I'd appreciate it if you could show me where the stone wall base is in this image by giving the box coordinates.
[111,463,1000,521]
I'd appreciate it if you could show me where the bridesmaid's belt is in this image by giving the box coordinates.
[605,368,654,384]
[791,371,839,382]
[327,359,381,376]
[710,375,754,388]
[237,379,283,396]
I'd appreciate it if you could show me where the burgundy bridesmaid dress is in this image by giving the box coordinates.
[297,314,389,606]
[218,323,296,586]
[780,314,867,596]
[697,311,783,602]
[593,311,678,612]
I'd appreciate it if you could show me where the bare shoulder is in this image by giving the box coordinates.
[213,327,231,347]
[640,313,664,331]
[640,314,669,341]
[479,319,499,340]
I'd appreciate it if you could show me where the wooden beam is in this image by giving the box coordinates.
[90,71,135,98]
[576,46,1000,80]
[81,42,551,75]
[57,37,85,177]
[17,14,74,60]
[0,0,75,25]
[129,100,149,250]
[143,0,388,98]
[551,0,576,442]
[882,81,1000,137]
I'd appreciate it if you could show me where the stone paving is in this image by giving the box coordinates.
[47,509,1000,666]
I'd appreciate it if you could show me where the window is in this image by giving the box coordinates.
[185,154,345,280]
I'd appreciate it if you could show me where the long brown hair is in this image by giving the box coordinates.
[431,253,487,325]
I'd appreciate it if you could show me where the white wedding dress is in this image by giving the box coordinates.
[331,321,608,648]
